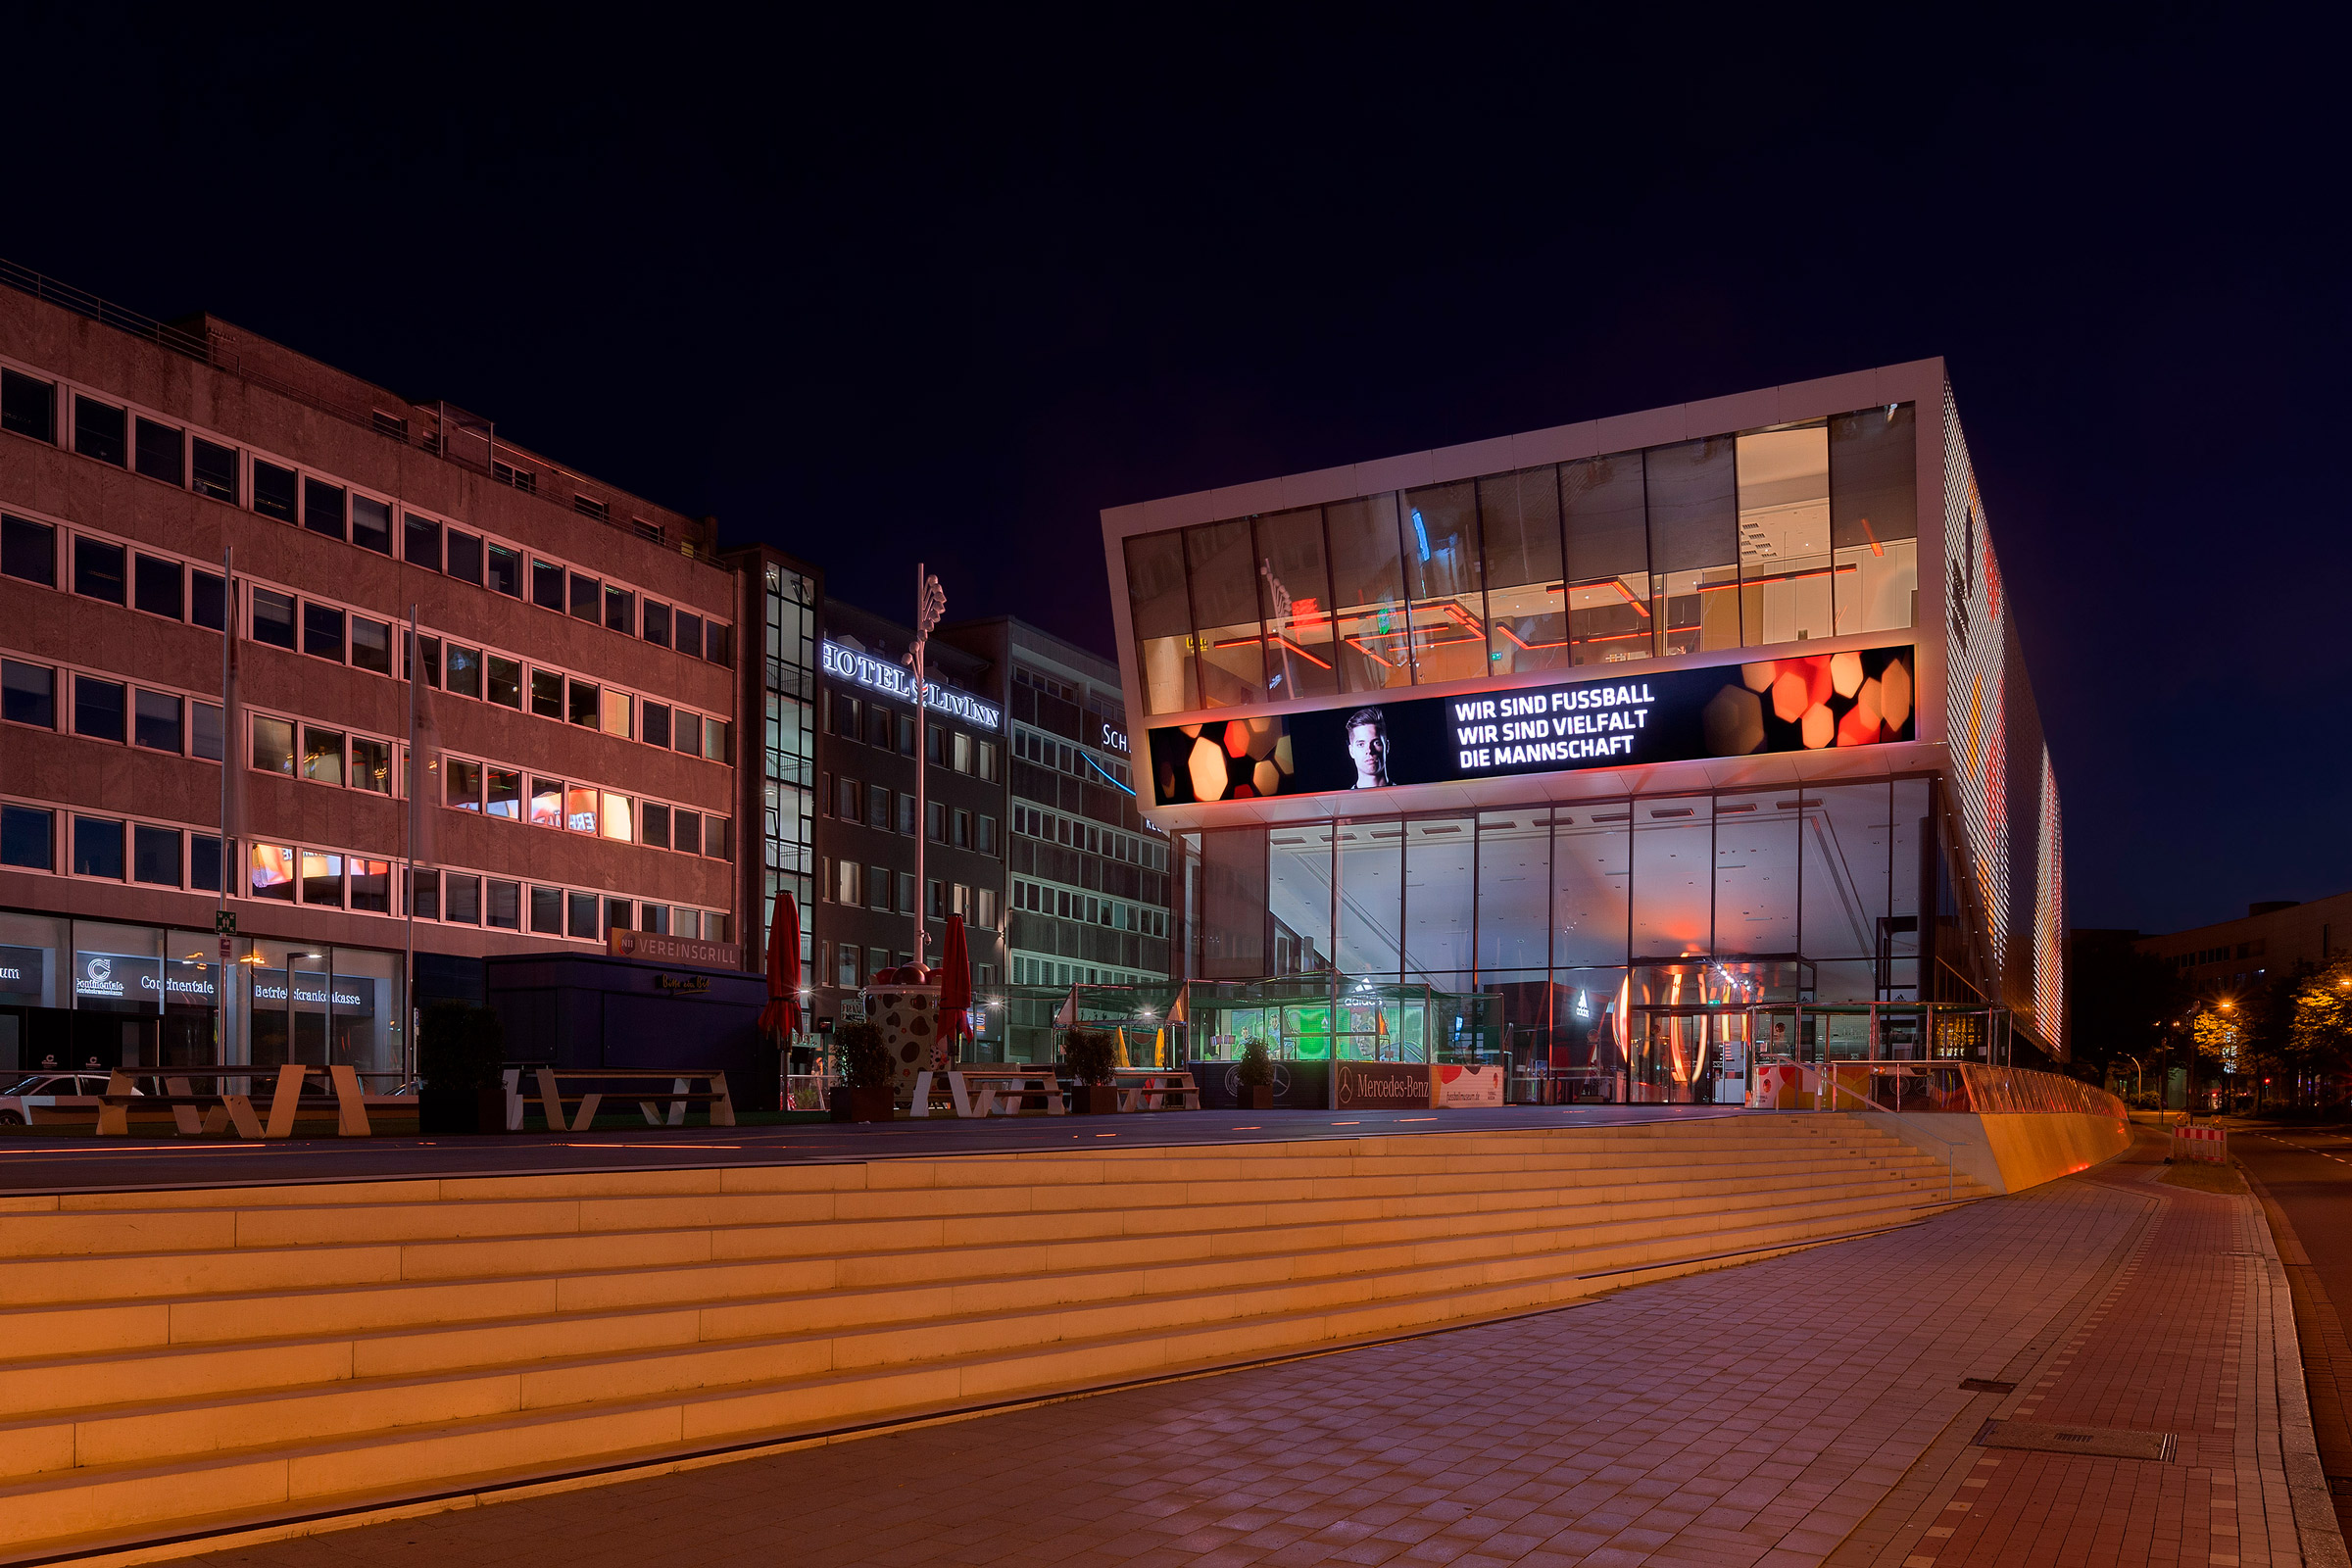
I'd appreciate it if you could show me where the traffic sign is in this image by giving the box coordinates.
[215,910,237,936]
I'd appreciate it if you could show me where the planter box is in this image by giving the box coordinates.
[831,1086,895,1123]
[1243,1084,1274,1110]
[1070,1085,1119,1115]
[419,1086,508,1136]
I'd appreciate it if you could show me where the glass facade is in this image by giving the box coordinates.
[1124,405,1918,716]
[1172,776,1935,1101]
[760,564,818,977]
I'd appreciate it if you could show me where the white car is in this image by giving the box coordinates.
[0,1072,140,1126]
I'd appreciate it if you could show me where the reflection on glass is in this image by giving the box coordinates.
[1475,809,1548,972]
[1478,468,1567,675]
[302,727,344,786]
[444,759,481,809]
[1124,531,1196,715]
[299,851,343,906]
[487,768,522,819]
[1645,438,1739,657]
[349,859,391,914]
[601,793,633,842]
[1255,507,1339,700]
[1797,783,1892,960]
[1267,822,1333,973]
[1403,816,1475,982]
[565,785,597,833]
[1552,807,1629,967]
[1399,481,1484,685]
[1831,404,1919,634]
[1736,425,1834,645]
[531,778,563,828]
[1712,791,1797,955]
[1631,797,1713,957]
[1335,821,1402,978]
[250,844,295,903]
[1325,493,1409,693]
[1199,827,1267,978]
[1186,518,1262,709]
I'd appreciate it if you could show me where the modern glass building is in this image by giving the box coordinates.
[1100,360,2064,1102]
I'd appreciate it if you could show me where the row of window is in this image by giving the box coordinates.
[2171,942,2260,969]
[432,749,731,858]
[0,515,735,762]
[821,858,1003,928]
[1010,724,1133,790]
[1009,804,1168,871]
[1010,878,1167,937]
[0,365,733,664]
[823,940,1001,993]
[1009,955,1158,988]
[3,661,224,760]
[0,800,729,943]
[822,689,1000,779]
[823,773,999,855]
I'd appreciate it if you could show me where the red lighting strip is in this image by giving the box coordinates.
[1273,635,1333,670]
[1861,519,1885,558]
[1345,636,1396,668]
[1541,579,1653,618]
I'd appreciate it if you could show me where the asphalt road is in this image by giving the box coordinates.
[2231,1121,2352,1537]
[0,1102,1747,1197]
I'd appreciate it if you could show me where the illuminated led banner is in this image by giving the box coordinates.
[1148,645,1914,806]
[819,639,1003,730]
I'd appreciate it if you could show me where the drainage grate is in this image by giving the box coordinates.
[1975,1420,2176,1461]
[1959,1378,2017,1394]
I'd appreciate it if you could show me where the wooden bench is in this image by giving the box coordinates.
[907,1069,1067,1117]
[1114,1069,1200,1112]
[96,1065,382,1139]
[504,1067,736,1132]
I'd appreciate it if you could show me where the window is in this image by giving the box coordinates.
[643,600,671,647]
[1,369,56,442]
[410,868,439,920]
[676,611,704,660]
[830,694,859,740]
[74,396,127,466]
[567,678,598,727]
[191,834,221,892]
[352,495,392,556]
[446,530,483,586]
[74,815,125,879]
[975,888,998,928]
[928,879,946,917]
[0,805,53,869]
[133,690,181,752]
[134,417,183,485]
[131,554,183,619]
[867,783,889,830]
[74,536,126,604]
[301,851,344,906]
[303,603,345,662]
[252,715,295,774]
[604,898,633,936]
[3,660,54,727]
[605,585,633,633]
[675,810,702,857]
[833,858,860,905]
[569,572,599,620]
[192,702,222,760]
[978,814,998,855]
[953,808,971,848]
[898,713,915,755]
[530,668,563,717]
[673,711,702,758]
[927,801,944,841]
[836,943,859,987]
[978,741,997,782]
[531,886,564,934]
[601,688,632,739]
[643,905,668,935]
[899,793,916,835]
[532,560,564,611]
[567,891,599,939]
[565,785,597,832]
[707,622,732,666]
[1830,403,1920,636]
[250,844,296,902]
[487,768,522,819]
[641,802,671,849]
[253,461,298,522]
[486,655,521,710]
[643,702,670,748]
[297,478,345,541]
[487,543,521,597]
[486,880,521,931]
[192,438,236,503]
[303,727,345,785]
[835,775,858,818]
[531,778,563,827]
[704,717,730,764]
[191,569,224,630]
[409,633,441,686]
[1647,437,1739,657]
[897,871,916,914]
[445,757,482,809]
[868,866,891,911]
[351,737,390,794]
[866,705,891,749]
[352,617,392,676]
[601,793,633,842]
[445,644,481,700]
[74,674,125,742]
[351,859,392,914]
[404,514,442,569]
[444,874,480,924]
[952,733,971,773]
[252,589,296,649]
[2,515,55,586]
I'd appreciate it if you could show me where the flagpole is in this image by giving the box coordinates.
[405,603,418,1084]
[218,545,233,1068]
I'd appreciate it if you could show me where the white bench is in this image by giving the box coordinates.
[908,1069,1068,1117]
[1114,1069,1200,1112]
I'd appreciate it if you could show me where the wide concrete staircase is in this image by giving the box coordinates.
[0,1115,1985,1561]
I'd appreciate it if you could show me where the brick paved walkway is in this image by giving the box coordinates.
[186,1134,2340,1568]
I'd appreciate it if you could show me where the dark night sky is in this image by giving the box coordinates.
[9,13,2342,935]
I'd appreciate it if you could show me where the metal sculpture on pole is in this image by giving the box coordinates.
[907,564,946,970]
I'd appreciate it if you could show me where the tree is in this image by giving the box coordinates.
[2283,958,2352,1107]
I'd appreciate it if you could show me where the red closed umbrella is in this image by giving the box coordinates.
[936,913,974,1061]
[756,890,802,1041]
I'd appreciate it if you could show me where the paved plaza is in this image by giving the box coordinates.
[179,1130,2345,1568]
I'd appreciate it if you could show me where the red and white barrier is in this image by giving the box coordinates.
[2171,1124,2228,1165]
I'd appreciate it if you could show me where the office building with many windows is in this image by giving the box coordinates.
[1102,359,2065,1102]
[0,269,740,1078]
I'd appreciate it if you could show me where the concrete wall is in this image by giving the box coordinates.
[1856,1110,2132,1195]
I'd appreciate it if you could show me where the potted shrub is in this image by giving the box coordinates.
[1062,1028,1119,1114]
[830,1021,896,1123]
[419,1002,507,1135]
[1237,1037,1275,1110]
